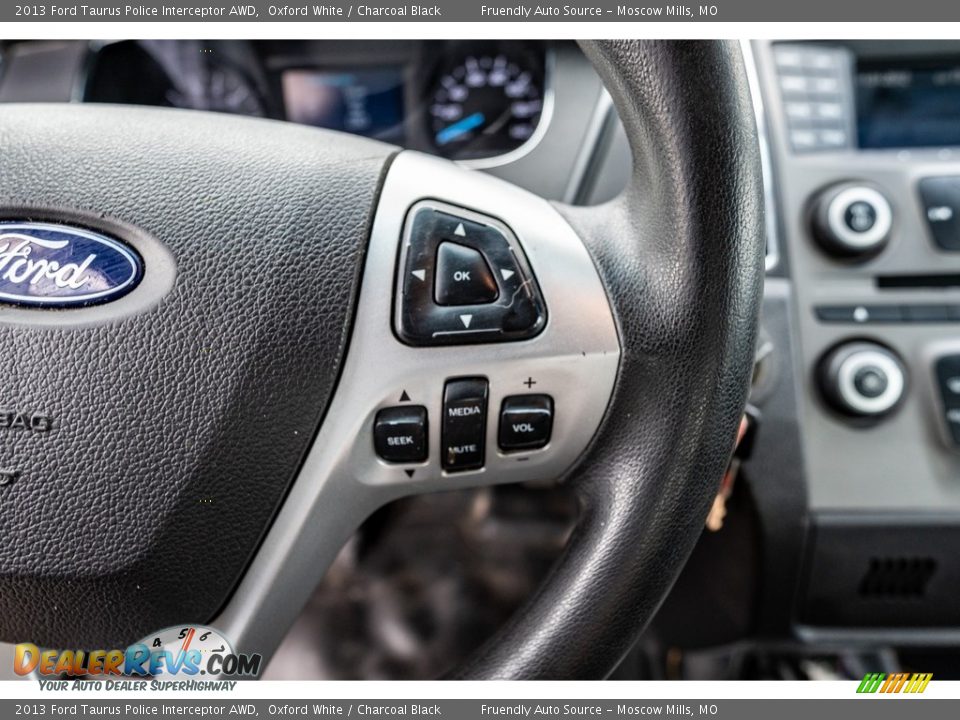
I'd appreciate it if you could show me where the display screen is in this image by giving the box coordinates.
[281,67,405,142]
[856,59,960,149]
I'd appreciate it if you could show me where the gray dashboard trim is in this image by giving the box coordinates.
[562,88,613,204]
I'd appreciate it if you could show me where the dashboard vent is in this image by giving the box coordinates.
[858,557,937,599]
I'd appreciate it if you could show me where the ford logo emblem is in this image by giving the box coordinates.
[0,222,142,308]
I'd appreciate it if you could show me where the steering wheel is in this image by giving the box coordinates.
[0,40,763,679]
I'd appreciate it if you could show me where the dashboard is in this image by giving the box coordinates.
[0,39,607,203]
[749,39,960,640]
[82,40,550,164]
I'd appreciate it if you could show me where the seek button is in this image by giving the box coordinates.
[374,406,428,463]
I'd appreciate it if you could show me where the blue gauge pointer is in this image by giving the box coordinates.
[435,112,486,146]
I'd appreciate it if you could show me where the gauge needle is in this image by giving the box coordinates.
[436,112,486,146]
[482,105,514,137]
[179,628,195,659]
[177,628,197,663]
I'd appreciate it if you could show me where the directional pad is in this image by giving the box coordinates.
[397,202,547,346]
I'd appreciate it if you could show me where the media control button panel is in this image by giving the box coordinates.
[396,201,547,346]
[371,381,558,475]
[346,152,619,495]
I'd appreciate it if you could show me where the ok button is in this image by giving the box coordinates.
[434,241,499,306]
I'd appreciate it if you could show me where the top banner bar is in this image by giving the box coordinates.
[4,0,960,22]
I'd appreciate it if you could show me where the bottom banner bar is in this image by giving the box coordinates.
[0,699,952,720]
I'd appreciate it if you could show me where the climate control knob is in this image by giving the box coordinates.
[811,183,893,259]
[818,342,906,418]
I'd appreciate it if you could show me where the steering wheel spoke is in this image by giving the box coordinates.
[214,149,620,661]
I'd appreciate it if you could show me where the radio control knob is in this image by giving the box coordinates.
[819,342,906,418]
[811,183,893,259]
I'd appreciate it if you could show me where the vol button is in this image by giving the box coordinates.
[499,395,553,451]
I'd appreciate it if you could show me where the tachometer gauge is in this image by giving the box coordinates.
[429,53,545,160]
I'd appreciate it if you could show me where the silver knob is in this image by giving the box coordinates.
[811,184,893,259]
[819,342,906,418]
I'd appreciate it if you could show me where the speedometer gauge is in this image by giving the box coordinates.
[429,53,545,160]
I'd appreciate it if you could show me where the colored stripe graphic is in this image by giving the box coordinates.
[857,672,885,693]
[907,673,933,693]
[857,672,932,694]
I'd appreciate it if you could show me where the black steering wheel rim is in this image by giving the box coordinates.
[454,40,765,679]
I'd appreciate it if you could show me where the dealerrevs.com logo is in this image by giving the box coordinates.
[14,625,261,684]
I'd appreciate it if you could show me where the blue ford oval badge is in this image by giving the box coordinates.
[0,222,142,307]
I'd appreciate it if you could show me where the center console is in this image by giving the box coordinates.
[754,40,960,637]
